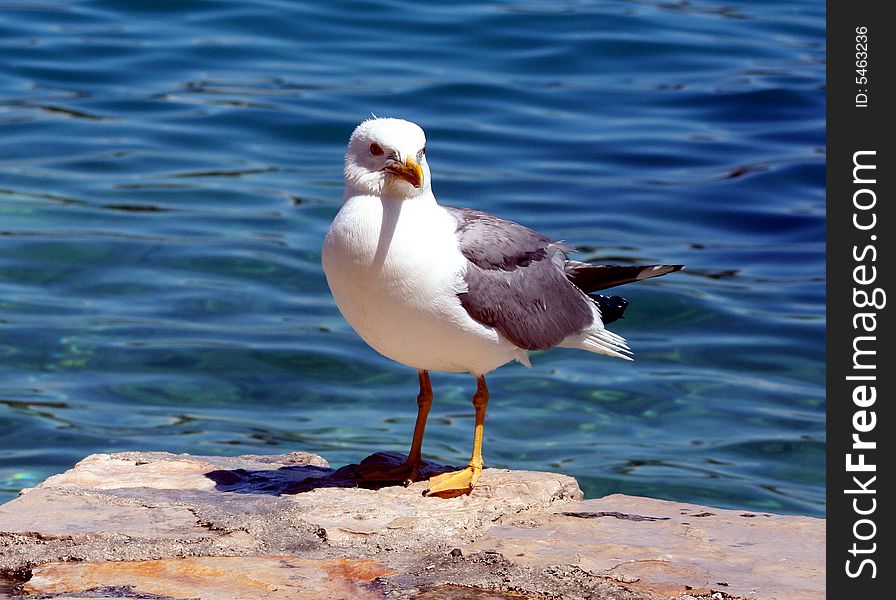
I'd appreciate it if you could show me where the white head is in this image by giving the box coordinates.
[343,118,431,199]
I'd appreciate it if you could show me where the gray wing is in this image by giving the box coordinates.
[446,206,594,351]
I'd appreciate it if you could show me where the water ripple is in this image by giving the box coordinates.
[0,0,823,515]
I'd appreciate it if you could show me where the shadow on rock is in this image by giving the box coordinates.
[204,451,457,495]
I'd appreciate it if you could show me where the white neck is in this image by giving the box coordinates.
[343,180,436,205]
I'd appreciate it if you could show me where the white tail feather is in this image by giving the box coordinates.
[584,332,632,360]
[559,304,633,360]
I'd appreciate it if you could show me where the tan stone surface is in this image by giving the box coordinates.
[33,451,329,492]
[25,555,394,599]
[0,451,582,574]
[296,467,583,547]
[0,452,825,600]
[0,488,206,539]
[473,494,825,600]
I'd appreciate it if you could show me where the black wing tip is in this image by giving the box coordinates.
[566,262,685,294]
[591,294,629,325]
[638,264,685,279]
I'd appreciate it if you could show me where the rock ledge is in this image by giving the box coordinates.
[0,451,824,600]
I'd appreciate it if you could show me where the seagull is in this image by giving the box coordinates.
[322,118,682,496]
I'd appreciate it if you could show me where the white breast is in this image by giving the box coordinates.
[322,194,524,374]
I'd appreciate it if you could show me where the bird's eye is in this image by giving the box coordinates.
[420,146,426,156]
[370,143,384,156]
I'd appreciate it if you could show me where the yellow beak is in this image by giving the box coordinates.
[386,157,424,188]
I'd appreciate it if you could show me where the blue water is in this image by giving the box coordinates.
[0,0,824,516]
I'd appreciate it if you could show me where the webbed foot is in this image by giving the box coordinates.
[423,464,482,497]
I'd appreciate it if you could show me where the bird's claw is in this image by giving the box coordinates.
[423,465,481,497]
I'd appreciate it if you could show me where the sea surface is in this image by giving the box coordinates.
[0,0,824,515]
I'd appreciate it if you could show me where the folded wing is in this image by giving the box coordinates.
[447,206,683,351]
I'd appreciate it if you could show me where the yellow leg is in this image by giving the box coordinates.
[355,370,432,485]
[425,375,488,497]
